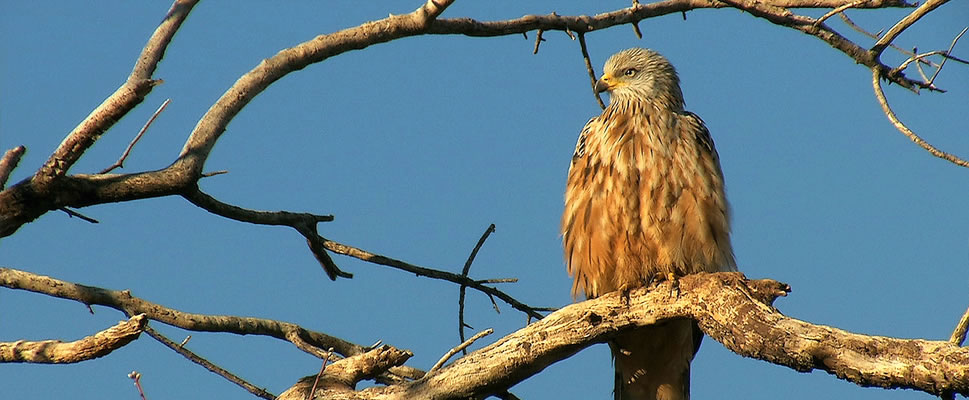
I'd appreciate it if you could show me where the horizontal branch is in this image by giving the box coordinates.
[181,188,349,280]
[0,314,147,363]
[427,0,909,36]
[322,239,548,321]
[0,266,422,382]
[279,273,969,399]
[428,0,930,91]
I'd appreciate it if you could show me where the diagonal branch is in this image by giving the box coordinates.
[870,68,969,168]
[0,145,26,189]
[144,325,275,399]
[100,99,172,174]
[175,0,457,177]
[871,0,950,57]
[458,224,496,350]
[0,314,147,363]
[32,0,198,188]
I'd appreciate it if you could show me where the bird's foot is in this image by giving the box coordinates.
[667,272,680,298]
[618,283,633,306]
[646,272,680,298]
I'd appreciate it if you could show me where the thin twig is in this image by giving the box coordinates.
[928,27,968,86]
[60,208,99,224]
[871,68,969,168]
[0,145,25,189]
[321,240,549,320]
[871,0,950,57]
[813,0,868,26]
[897,50,949,72]
[532,29,545,54]
[838,13,931,66]
[99,99,171,174]
[201,170,229,178]
[496,391,523,400]
[459,224,496,352]
[144,325,275,400]
[631,0,644,38]
[428,328,494,373]
[128,371,148,400]
[475,278,518,284]
[577,32,606,110]
[306,348,334,400]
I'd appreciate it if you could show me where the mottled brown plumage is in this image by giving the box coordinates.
[562,48,736,400]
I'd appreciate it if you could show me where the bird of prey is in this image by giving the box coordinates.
[561,48,736,400]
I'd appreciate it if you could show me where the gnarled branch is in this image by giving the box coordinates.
[0,314,147,363]
[277,273,967,399]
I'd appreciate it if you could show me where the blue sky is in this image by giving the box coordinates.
[2,1,968,399]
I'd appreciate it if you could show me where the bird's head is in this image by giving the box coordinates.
[595,48,684,109]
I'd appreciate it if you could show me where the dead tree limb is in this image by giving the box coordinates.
[276,273,967,400]
[0,314,147,363]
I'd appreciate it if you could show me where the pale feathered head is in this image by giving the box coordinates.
[595,48,684,109]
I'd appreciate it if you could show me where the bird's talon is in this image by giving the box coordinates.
[667,272,681,298]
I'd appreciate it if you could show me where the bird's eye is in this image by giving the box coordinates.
[623,68,637,77]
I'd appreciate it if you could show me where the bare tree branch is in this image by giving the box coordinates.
[0,0,931,240]
[144,325,275,399]
[577,32,606,110]
[459,224,496,350]
[0,145,25,189]
[0,266,425,384]
[871,0,950,57]
[277,273,969,399]
[279,345,414,399]
[870,68,969,168]
[181,188,349,280]
[3,268,353,360]
[100,99,172,174]
[321,239,549,321]
[430,328,494,373]
[32,1,197,189]
[0,314,147,363]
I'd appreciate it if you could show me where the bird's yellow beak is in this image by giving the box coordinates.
[595,73,618,93]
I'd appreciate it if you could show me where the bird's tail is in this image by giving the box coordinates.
[611,319,699,400]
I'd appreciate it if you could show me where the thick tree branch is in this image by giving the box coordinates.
[0,314,147,363]
[279,345,414,399]
[276,273,968,399]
